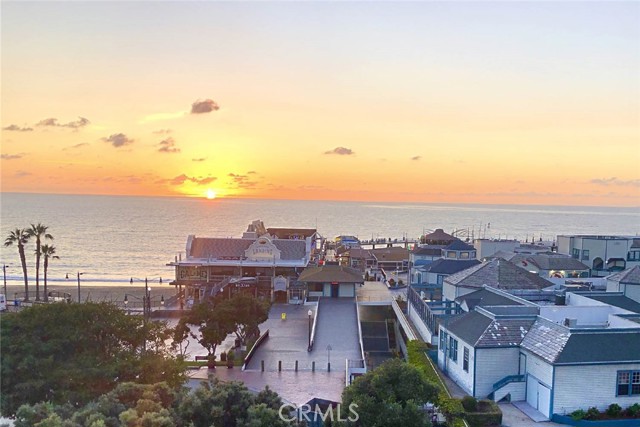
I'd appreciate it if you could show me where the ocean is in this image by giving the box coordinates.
[1,192,638,287]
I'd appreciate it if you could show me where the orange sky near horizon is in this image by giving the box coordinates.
[1,2,639,207]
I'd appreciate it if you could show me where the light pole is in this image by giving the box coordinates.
[327,344,332,371]
[307,309,313,351]
[77,272,84,303]
[130,277,163,317]
[2,264,8,298]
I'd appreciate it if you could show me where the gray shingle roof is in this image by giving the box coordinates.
[582,294,640,314]
[446,310,534,347]
[556,332,640,364]
[444,259,552,291]
[520,318,571,364]
[422,259,481,275]
[607,265,640,285]
[455,288,524,310]
[298,265,364,283]
[510,254,589,271]
[370,247,409,262]
[189,237,306,260]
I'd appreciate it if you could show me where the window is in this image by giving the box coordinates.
[449,337,458,362]
[460,252,469,259]
[582,250,590,261]
[571,248,580,259]
[463,347,469,372]
[437,275,445,285]
[617,370,640,396]
[447,251,456,259]
[628,251,640,261]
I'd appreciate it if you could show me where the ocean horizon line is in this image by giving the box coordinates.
[2,191,639,210]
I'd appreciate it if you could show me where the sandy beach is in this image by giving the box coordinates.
[2,283,179,305]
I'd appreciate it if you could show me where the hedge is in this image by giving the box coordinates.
[464,400,502,427]
[407,340,466,427]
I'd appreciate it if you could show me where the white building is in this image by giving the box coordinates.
[606,266,640,302]
[557,235,640,277]
[437,288,640,421]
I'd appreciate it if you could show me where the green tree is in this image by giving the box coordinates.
[39,244,59,302]
[27,223,53,301]
[4,228,31,301]
[217,294,270,346]
[175,300,233,359]
[0,303,185,416]
[340,358,439,427]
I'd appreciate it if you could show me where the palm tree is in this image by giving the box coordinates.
[4,229,31,301]
[40,244,59,302]
[28,223,53,301]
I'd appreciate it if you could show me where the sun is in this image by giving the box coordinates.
[206,189,217,199]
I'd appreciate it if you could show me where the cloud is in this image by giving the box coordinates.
[192,157,207,162]
[191,99,220,114]
[102,133,134,148]
[1,153,25,160]
[411,156,421,161]
[72,143,89,149]
[166,174,217,186]
[590,177,640,188]
[2,124,33,132]
[324,147,354,155]
[228,172,259,189]
[14,170,32,178]
[157,137,180,153]
[36,117,90,129]
[153,129,173,135]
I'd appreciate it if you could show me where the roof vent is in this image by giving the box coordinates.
[563,318,578,328]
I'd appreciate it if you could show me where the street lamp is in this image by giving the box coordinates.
[307,309,313,351]
[2,264,9,298]
[66,272,84,302]
[327,344,332,371]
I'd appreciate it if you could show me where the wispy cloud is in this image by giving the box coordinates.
[2,124,33,132]
[228,172,259,189]
[191,99,220,114]
[411,156,421,161]
[324,147,354,155]
[192,157,207,162]
[36,117,90,129]
[153,129,173,135]
[62,143,90,151]
[164,174,217,186]
[157,137,180,153]
[1,153,26,160]
[14,170,32,178]
[102,133,134,148]
[590,177,640,188]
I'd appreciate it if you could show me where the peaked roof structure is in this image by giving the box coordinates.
[423,229,457,245]
[607,265,640,285]
[446,310,535,348]
[510,253,589,271]
[420,258,481,275]
[455,288,525,310]
[370,247,409,262]
[298,265,364,283]
[445,240,476,251]
[444,259,552,291]
[189,237,306,260]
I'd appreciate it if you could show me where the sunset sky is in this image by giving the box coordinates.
[1,1,639,206]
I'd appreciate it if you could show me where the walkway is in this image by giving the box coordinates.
[357,280,406,303]
[310,298,361,367]
[500,403,570,427]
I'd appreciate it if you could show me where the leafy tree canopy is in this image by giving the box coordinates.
[1,303,185,416]
[340,358,439,427]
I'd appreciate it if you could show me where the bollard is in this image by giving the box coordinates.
[261,360,264,372]
[295,360,298,372]
[312,361,315,372]
[328,362,331,372]
[278,360,282,372]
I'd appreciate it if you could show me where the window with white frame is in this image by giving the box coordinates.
[463,347,469,372]
[617,370,640,396]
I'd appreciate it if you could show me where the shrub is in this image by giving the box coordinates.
[585,407,600,420]
[227,350,235,362]
[398,279,404,286]
[626,403,640,418]
[464,400,502,427]
[606,403,622,418]
[461,396,478,412]
[571,409,586,421]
